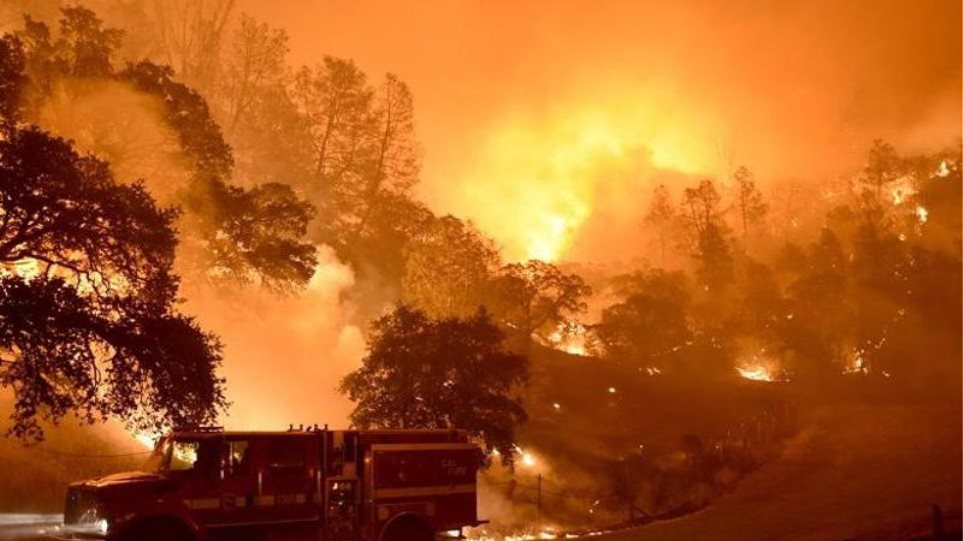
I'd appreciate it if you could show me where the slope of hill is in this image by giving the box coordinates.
[597,399,962,541]
[478,346,797,530]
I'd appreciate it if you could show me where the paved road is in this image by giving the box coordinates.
[0,515,61,540]
[597,402,962,541]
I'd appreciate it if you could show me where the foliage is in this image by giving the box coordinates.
[294,57,423,288]
[217,13,289,136]
[340,305,529,463]
[0,35,27,123]
[150,0,235,91]
[0,125,225,439]
[680,179,734,289]
[8,8,318,291]
[730,166,767,251]
[17,7,123,89]
[401,215,499,318]
[594,270,691,369]
[599,143,961,384]
[643,184,677,266]
[14,5,442,301]
[213,14,311,188]
[486,259,592,347]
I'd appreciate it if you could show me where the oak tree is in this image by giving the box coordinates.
[0,125,225,439]
[340,305,529,462]
[486,259,592,347]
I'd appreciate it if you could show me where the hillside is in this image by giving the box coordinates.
[477,346,798,530]
[596,399,962,540]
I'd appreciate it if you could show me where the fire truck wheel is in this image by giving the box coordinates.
[117,518,195,541]
[381,514,433,541]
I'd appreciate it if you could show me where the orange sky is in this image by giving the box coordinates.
[242,0,961,262]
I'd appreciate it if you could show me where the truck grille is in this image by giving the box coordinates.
[64,488,100,525]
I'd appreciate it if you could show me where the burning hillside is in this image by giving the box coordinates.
[0,1,959,540]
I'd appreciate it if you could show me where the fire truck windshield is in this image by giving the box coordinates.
[145,437,220,475]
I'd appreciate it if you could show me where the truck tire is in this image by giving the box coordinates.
[381,514,433,541]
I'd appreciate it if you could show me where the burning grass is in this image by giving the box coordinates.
[477,345,799,534]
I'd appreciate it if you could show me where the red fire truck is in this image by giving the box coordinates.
[55,426,484,541]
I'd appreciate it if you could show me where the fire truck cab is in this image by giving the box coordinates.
[58,427,484,541]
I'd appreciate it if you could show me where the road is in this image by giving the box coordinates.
[0,515,61,541]
[597,401,962,541]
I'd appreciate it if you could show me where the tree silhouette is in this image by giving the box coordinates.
[643,184,676,267]
[12,10,317,291]
[594,270,691,370]
[731,166,767,252]
[150,0,235,92]
[213,15,311,190]
[0,125,224,439]
[486,259,592,349]
[294,56,372,205]
[294,58,424,290]
[680,179,734,289]
[0,35,26,125]
[354,73,420,238]
[217,14,289,137]
[122,59,317,290]
[340,305,529,463]
[401,215,499,318]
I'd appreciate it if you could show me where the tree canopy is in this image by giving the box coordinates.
[14,9,317,291]
[0,124,225,439]
[401,215,499,318]
[486,259,592,348]
[340,305,529,463]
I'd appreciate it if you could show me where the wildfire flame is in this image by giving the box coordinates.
[845,348,869,375]
[467,530,561,541]
[526,212,588,263]
[936,159,951,178]
[915,205,929,224]
[452,100,718,262]
[890,176,916,205]
[735,353,789,382]
[514,445,539,468]
[545,322,589,356]
[736,365,774,382]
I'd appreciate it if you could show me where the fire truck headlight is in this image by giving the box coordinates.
[96,518,109,535]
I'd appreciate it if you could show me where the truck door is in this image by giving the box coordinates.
[168,437,225,526]
[172,436,261,530]
[213,437,257,525]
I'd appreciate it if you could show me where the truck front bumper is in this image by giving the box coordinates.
[41,524,108,540]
